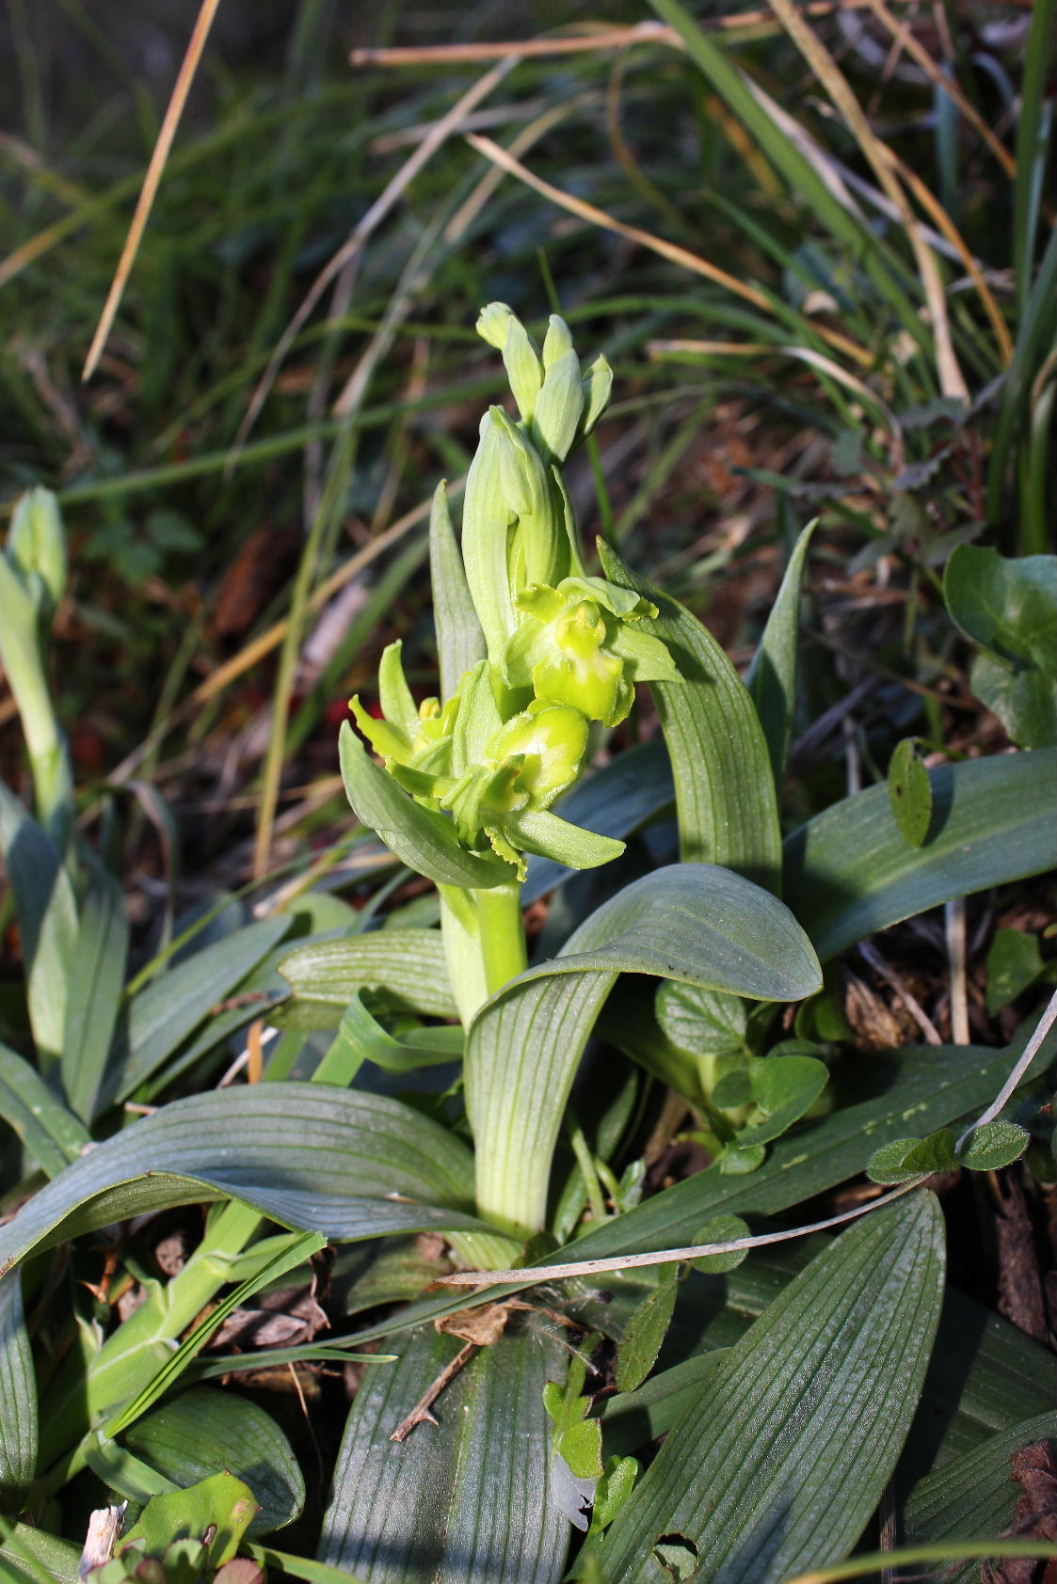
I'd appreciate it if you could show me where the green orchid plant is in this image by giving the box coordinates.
[334,304,825,1249]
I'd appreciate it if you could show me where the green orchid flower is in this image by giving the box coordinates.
[348,640,459,774]
[504,576,681,727]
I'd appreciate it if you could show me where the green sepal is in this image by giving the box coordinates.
[476,302,542,424]
[531,346,583,464]
[339,720,516,889]
[378,640,421,741]
[349,694,412,762]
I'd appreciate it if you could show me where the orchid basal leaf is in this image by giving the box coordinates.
[0,1085,489,1277]
[466,863,821,1236]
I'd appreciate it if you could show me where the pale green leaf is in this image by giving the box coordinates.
[467,863,821,1234]
[599,1194,945,1583]
[600,544,782,893]
[0,783,78,1068]
[888,738,933,847]
[61,862,128,1122]
[318,1326,569,1584]
[0,1086,486,1277]
[276,928,457,1028]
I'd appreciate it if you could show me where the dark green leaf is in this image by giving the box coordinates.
[746,520,816,792]
[784,750,1057,962]
[0,1274,36,1502]
[61,862,128,1123]
[124,1388,305,1536]
[888,739,933,847]
[958,1120,1030,1171]
[339,720,515,889]
[105,916,292,1106]
[903,1413,1056,1547]
[0,1085,485,1277]
[600,544,782,894]
[599,1195,945,1583]
[0,1042,89,1177]
[986,929,1048,1015]
[318,1326,569,1584]
[615,1267,680,1393]
[276,929,457,1028]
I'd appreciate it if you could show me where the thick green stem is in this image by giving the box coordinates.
[439,881,527,1027]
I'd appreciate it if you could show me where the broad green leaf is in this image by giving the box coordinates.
[61,861,128,1122]
[120,1470,258,1567]
[903,1414,1057,1555]
[599,1194,945,1583]
[523,741,674,903]
[124,1388,305,1535]
[318,1325,569,1584]
[0,1085,486,1277]
[946,547,1057,745]
[615,1267,681,1393]
[603,1252,1053,1465]
[0,1042,89,1177]
[888,738,933,847]
[0,783,78,1069]
[600,543,782,894]
[945,547,1057,667]
[466,863,822,1233]
[0,1274,36,1502]
[986,928,1048,1015]
[276,928,457,1028]
[784,750,1057,962]
[0,1523,79,1584]
[745,519,816,791]
[104,915,292,1106]
[430,481,486,703]
[958,1120,1030,1171]
[339,720,515,889]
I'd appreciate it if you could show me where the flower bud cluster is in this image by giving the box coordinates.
[349,307,679,881]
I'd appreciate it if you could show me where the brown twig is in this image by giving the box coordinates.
[390,1339,478,1442]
